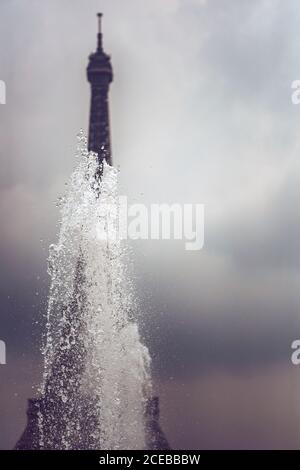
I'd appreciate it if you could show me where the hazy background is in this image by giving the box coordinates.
[1,0,300,449]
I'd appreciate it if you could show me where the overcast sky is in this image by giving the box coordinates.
[1,0,300,449]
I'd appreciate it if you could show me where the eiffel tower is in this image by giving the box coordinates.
[15,14,169,451]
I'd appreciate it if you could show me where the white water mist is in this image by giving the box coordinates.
[38,131,152,450]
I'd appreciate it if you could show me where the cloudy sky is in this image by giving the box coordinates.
[1,0,300,449]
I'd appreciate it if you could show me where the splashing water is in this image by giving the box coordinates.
[38,131,152,450]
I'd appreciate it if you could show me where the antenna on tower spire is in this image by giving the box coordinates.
[96,13,103,51]
[97,12,103,34]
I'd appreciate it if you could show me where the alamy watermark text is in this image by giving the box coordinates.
[0,340,6,365]
[0,80,6,104]
[96,197,205,251]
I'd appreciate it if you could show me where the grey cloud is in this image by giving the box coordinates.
[1,0,300,449]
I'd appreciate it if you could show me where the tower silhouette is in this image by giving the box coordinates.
[15,14,169,451]
[87,13,113,166]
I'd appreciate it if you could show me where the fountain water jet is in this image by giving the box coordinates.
[38,133,152,449]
